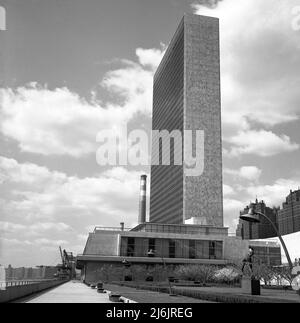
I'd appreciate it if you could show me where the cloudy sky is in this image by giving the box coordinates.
[0,0,300,267]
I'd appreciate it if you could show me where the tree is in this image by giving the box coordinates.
[273,266,293,287]
[252,264,274,286]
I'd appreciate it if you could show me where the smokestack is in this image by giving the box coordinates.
[138,175,147,224]
[120,222,124,231]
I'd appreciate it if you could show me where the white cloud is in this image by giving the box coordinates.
[193,0,300,156]
[34,238,68,247]
[223,184,235,196]
[223,198,245,230]
[0,238,33,246]
[192,0,224,9]
[136,46,166,70]
[0,156,145,226]
[226,130,299,157]
[246,178,300,207]
[224,166,262,182]
[0,85,99,157]
[0,156,66,187]
[0,157,147,265]
[223,198,244,213]
[0,222,25,234]
[0,46,165,157]
[0,221,72,238]
[239,167,262,182]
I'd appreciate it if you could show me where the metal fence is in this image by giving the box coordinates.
[93,226,131,232]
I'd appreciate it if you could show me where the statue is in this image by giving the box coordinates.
[241,247,261,295]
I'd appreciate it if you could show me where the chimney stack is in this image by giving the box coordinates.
[120,222,124,231]
[138,175,147,224]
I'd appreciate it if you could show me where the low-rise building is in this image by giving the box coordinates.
[76,223,281,284]
[249,240,282,267]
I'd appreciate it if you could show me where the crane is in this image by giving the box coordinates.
[55,246,74,279]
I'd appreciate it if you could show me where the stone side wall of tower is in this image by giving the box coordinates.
[183,14,223,227]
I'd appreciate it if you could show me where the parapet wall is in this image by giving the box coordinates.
[0,279,68,303]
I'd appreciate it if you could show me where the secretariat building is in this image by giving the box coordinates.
[150,14,223,227]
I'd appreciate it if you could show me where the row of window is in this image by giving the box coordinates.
[122,237,223,260]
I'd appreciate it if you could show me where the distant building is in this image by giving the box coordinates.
[5,266,58,280]
[237,190,300,239]
[6,264,13,280]
[236,200,278,240]
[278,189,300,236]
[250,240,282,267]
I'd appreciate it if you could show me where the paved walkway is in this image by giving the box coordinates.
[17,281,213,303]
[23,281,113,303]
[20,281,298,303]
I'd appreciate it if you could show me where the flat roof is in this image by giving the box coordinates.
[76,255,227,266]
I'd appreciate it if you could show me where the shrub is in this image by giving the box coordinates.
[213,267,240,285]
[175,265,216,284]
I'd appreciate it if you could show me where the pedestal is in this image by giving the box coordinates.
[242,277,261,296]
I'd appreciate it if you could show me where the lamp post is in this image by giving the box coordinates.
[147,249,177,297]
[121,259,133,281]
[240,207,293,271]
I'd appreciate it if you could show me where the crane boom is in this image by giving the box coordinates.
[59,246,65,266]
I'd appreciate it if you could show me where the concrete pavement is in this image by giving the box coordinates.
[23,281,113,303]
[17,281,215,303]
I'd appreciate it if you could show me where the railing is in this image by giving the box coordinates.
[93,226,132,233]
[0,279,61,289]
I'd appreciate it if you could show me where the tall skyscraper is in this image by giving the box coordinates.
[278,189,300,236]
[236,200,278,240]
[150,14,223,227]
